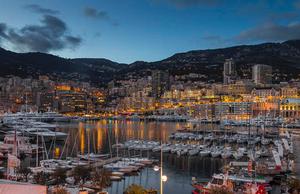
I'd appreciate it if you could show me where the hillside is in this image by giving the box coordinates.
[0,40,300,86]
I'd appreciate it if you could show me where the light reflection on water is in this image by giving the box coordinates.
[56,120,188,156]
[53,120,223,194]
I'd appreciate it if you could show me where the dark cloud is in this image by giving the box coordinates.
[84,7,110,20]
[0,23,8,39]
[65,36,82,47]
[152,0,223,8]
[235,22,300,43]
[24,4,60,15]
[0,15,81,52]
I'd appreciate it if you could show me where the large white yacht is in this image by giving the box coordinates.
[2,111,71,123]
[14,128,67,142]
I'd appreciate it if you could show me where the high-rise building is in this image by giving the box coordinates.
[223,58,237,84]
[252,64,272,85]
[151,70,170,99]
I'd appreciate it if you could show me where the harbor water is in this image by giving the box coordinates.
[13,120,299,194]
[55,120,224,194]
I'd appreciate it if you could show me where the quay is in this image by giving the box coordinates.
[91,157,121,168]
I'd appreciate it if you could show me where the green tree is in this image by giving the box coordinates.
[92,169,111,191]
[72,166,91,187]
[51,186,69,194]
[52,167,67,185]
[288,177,300,194]
[210,187,234,194]
[16,166,31,182]
[33,171,50,185]
[124,184,147,194]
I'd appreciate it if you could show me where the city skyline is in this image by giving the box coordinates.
[0,0,300,63]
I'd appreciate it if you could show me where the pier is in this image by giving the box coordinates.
[91,157,121,168]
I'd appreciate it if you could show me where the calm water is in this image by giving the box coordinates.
[53,120,223,194]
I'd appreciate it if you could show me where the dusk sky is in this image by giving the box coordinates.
[0,0,300,63]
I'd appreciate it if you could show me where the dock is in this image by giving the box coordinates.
[92,157,121,168]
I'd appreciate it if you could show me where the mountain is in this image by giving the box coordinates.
[0,40,300,86]
[119,40,300,83]
[0,48,126,86]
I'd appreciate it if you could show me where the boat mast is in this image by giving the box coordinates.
[87,128,90,165]
[36,128,38,167]
[13,128,17,156]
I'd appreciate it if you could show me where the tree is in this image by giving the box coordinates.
[16,166,31,182]
[124,184,147,194]
[288,177,300,194]
[33,171,50,185]
[210,187,234,194]
[51,186,69,194]
[72,166,91,187]
[92,169,111,191]
[52,167,67,185]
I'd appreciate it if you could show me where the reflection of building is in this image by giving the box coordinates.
[151,70,170,99]
[252,64,272,85]
[223,58,237,84]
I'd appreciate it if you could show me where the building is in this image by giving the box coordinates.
[280,98,300,120]
[223,58,237,84]
[151,70,170,99]
[215,102,252,120]
[252,64,272,85]
[281,86,298,98]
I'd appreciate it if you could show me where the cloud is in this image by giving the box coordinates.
[152,0,223,8]
[0,23,8,39]
[235,22,300,43]
[84,7,110,20]
[24,4,60,15]
[0,15,81,52]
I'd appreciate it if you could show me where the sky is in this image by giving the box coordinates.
[0,0,300,63]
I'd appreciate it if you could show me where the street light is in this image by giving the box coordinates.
[162,175,168,182]
[153,165,160,172]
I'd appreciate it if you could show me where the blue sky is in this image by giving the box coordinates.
[0,0,300,63]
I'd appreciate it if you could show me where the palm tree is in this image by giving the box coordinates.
[92,169,111,191]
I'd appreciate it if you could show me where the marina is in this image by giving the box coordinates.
[0,115,298,193]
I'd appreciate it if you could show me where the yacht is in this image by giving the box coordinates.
[0,134,38,155]
[211,147,222,158]
[18,128,67,142]
[232,148,246,160]
[194,173,270,194]
[3,111,70,123]
[199,149,211,157]
[221,147,232,159]
[188,148,199,156]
